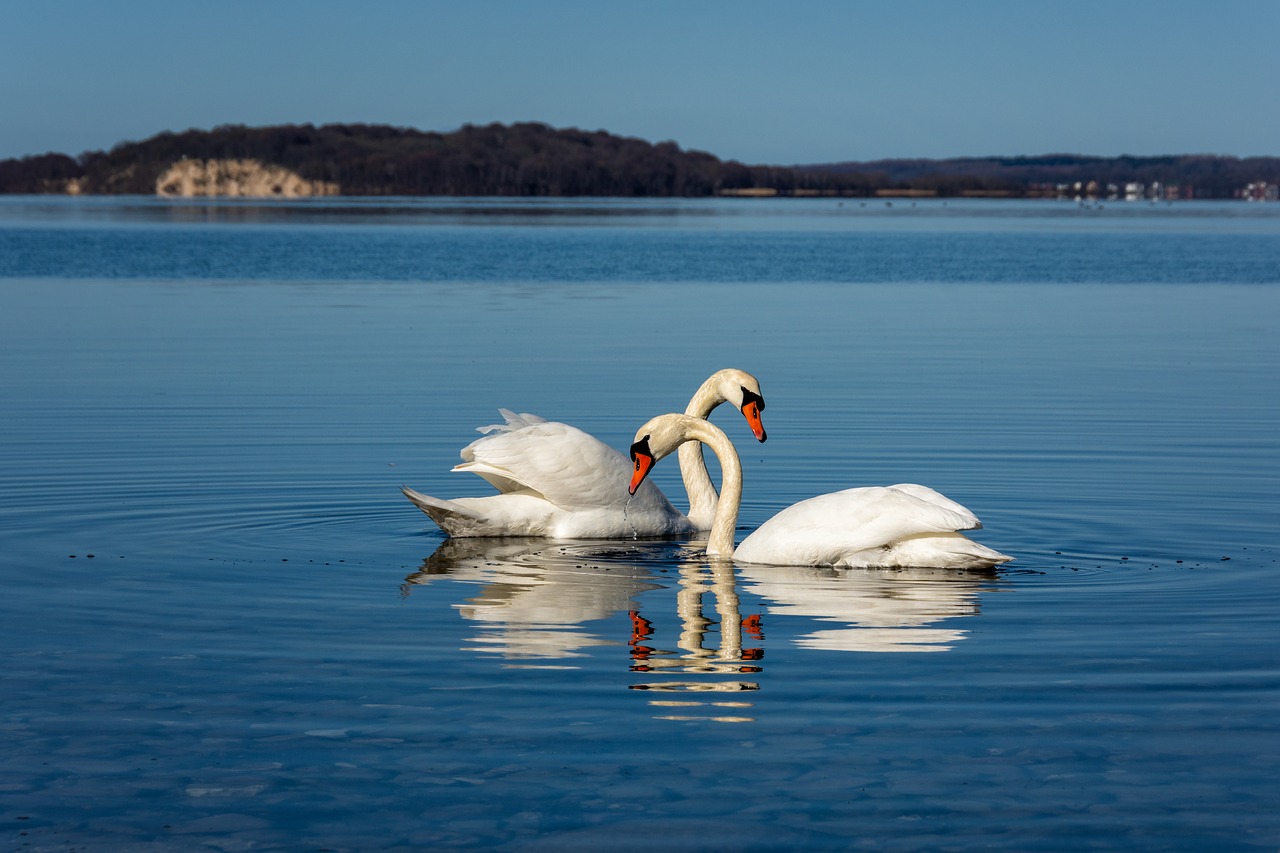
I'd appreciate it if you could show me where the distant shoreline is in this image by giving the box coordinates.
[3,122,1277,200]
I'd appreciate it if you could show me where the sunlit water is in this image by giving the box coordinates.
[2,197,1278,850]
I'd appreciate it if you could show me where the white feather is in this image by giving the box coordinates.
[401,370,767,538]
[631,413,1011,570]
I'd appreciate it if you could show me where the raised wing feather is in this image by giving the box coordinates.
[471,409,548,437]
[455,415,666,513]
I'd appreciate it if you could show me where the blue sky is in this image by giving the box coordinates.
[3,0,1276,165]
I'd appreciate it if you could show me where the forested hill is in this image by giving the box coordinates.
[1,122,1276,198]
[0,122,859,197]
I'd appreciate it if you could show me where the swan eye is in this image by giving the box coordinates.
[629,435,653,467]
[628,435,657,495]
[739,387,768,442]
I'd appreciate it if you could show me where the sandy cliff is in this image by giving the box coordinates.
[155,158,339,197]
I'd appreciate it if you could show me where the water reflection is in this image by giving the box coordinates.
[401,537,662,662]
[628,561,763,723]
[737,565,997,653]
[403,540,768,722]
[0,195,711,230]
[405,537,999,664]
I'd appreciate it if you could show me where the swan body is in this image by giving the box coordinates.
[402,370,766,538]
[628,414,1011,569]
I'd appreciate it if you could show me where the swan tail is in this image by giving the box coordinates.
[938,538,1012,570]
[400,485,556,537]
[400,486,480,535]
[875,532,1013,570]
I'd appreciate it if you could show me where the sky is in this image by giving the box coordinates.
[3,0,1277,166]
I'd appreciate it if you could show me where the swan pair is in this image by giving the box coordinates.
[401,369,767,538]
[402,368,1010,568]
[628,414,1011,569]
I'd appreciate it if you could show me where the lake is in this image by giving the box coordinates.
[2,196,1278,851]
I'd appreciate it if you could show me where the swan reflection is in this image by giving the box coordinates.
[737,564,994,652]
[402,537,662,661]
[403,539,1000,718]
[628,560,763,723]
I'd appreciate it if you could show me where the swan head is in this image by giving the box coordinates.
[629,413,707,495]
[708,369,767,442]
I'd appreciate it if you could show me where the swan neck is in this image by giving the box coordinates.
[684,375,725,420]
[677,441,717,530]
[688,420,741,559]
[678,378,727,529]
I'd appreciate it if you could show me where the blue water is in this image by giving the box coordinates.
[2,196,1278,850]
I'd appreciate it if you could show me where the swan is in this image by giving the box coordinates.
[401,369,767,538]
[627,414,1011,569]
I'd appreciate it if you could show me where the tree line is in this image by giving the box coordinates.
[813,153,1280,199]
[0,123,853,197]
[0,122,1276,198]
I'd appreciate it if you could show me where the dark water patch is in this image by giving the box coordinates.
[5,224,1280,284]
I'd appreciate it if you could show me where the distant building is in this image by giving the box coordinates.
[1241,182,1279,201]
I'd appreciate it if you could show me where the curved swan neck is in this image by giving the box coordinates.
[683,372,731,420]
[679,377,727,529]
[678,371,743,530]
[681,419,742,559]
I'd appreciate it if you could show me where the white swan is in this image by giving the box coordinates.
[401,370,767,538]
[627,414,1011,569]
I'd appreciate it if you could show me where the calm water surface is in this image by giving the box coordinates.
[2,197,1279,851]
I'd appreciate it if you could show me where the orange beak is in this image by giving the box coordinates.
[742,401,767,442]
[629,452,655,495]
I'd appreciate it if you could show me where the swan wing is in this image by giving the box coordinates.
[884,483,982,529]
[406,408,699,539]
[456,411,683,517]
[456,419,627,509]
